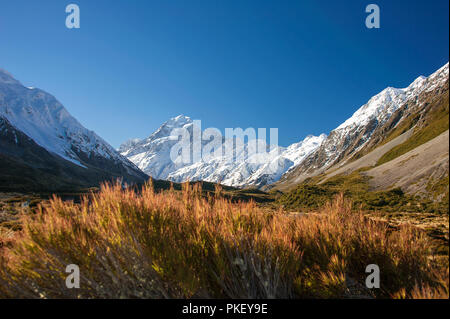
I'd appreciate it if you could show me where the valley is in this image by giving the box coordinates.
[0,62,448,299]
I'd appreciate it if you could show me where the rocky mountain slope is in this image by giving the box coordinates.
[366,130,448,198]
[274,62,449,197]
[0,68,148,191]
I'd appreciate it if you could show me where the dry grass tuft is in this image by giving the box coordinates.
[0,182,447,299]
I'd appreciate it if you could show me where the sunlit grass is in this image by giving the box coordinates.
[0,182,447,299]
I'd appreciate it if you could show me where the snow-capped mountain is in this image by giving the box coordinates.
[119,115,197,180]
[277,62,449,186]
[167,133,326,187]
[0,68,147,190]
[120,115,326,187]
[123,60,447,189]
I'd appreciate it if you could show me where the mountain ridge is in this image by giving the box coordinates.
[272,62,449,191]
[0,68,148,191]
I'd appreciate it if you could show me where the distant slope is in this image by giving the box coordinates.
[376,91,448,166]
[349,63,449,166]
[1,117,137,191]
[0,68,148,191]
[318,128,414,183]
[272,62,449,195]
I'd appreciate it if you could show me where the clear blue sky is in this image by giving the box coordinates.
[0,0,448,147]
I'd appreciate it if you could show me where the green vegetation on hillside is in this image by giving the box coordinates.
[377,93,449,166]
[277,170,449,214]
[349,89,449,165]
[426,175,449,211]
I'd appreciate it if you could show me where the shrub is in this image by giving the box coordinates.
[278,171,449,214]
[0,182,447,299]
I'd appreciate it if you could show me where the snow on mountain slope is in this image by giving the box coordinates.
[0,68,145,180]
[120,115,326,187]
[119,115,197,179]
[335,64,447,146]
[243,135,327,186]
[276,62,449,187]
[124,62,448,189]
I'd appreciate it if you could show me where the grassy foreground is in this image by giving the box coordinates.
[0,182,448,299]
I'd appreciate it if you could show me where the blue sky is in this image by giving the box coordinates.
[0,0,448,147]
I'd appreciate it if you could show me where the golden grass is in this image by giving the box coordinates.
[0,182,447,299]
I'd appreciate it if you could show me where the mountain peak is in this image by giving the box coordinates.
[120,114,326,187]
[148,114,193,138]
[276,62,449,187]
[173,114,191,120]
[165,114,192,126]
[0,68,21,85]
[0,67,148,187]
[118,138,142,153]
[407,75,427,91]
[0,68,139,169]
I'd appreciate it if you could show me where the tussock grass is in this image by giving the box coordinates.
[0,182,447,299]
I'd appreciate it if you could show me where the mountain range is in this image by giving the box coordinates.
[1,62,448,200]
[119,115,326,187]
[119,62,449,200]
